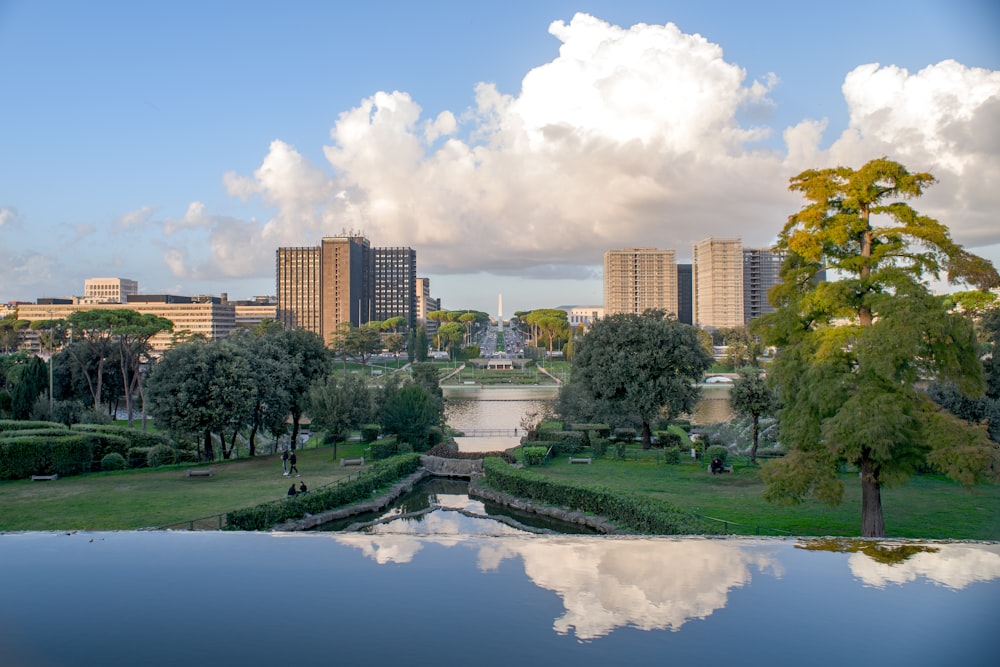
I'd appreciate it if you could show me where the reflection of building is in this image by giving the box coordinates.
[83,277,138,304]
[742,248,783,324]
[374,247,417,331]
[692,237,743,329]
[603,248,678,317]
[276,236,374,345]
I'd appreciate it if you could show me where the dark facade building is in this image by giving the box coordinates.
[742,247,783,324]
[374,247,417,331]
[677,263,692,325]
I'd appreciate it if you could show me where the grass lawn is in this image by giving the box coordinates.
[0,442,369,531]
[531,454,1000,540]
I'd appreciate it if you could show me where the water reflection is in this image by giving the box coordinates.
[1,532,997,666]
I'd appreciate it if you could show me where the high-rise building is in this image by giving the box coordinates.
[374,247,417,331]
[603,248,678,317]
[692,237,744,329]
[677,264,692,325]
[276,235,374,345]
[84,277,138,303]
[742,247,783,324]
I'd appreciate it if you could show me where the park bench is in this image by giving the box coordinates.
[569,457,592,464]
[340,457,365,467]
[186,468,214,478]
[31,474,59,481]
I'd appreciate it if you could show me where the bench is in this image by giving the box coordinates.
[569,457,592,464]
[340,457,365,467]
[31,474,59,481]
[187,468,214,478]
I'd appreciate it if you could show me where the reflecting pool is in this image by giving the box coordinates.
[2,532,997,667]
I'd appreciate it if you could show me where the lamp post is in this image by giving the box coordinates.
[47,311,54,414]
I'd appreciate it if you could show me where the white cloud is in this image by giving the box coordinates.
[191,13,997,286]
[116,205,158,230]
[849,543,1000,590]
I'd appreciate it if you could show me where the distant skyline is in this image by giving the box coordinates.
[2,1,998,317]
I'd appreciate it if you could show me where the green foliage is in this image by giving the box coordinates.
[147,444,177,468]
[656,431,682,448]
[380,384,440,451]
[761,158,1000,537]
[521,446,549,465]
[481,457,719,534]
[367,438,400,460]
[590,438,609,458]
[360,424,380,443]
[225,453,422,530]
[569,423,611,437]
[537,430,587,454]
[706,445,728,463]
[613,428,636,442]
[101,452,127,471]
[127,447,152,469]
[0,419,65,433]
[563,310,713,447]
[662,448,681,465]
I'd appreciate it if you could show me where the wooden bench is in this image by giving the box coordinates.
[569,457,592,464]
[31,474,59,481]
[340,457,365,467]
[187,468,214,478]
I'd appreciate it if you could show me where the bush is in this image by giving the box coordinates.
[147,444,177,468]
[127,447,152,469]
[360,424,380,443]
[706,445,728,463]
[226,453,422,530]
[591,438,609,458]
[521,446,548,466]
[481,457,719,535]
[613,428,636,442]
[0,420,66,434]
[656,431,682,448]
[367,438,399,460]
[569,423,611,438]
[101,452,127,471]
[662,448,681,465]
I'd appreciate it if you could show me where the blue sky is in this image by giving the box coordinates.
[1,1,998,316]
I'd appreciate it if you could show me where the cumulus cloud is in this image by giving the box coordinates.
[182,12,997,284]
[116,205,158,230]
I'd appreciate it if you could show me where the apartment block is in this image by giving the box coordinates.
[603,248,678,317]
[374,247,417,331]
[83,277,138,304]
[677,263,692,325]
[742,247,783,324]
[692,237,744,329]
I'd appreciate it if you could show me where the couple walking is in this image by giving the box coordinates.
[281,449,299,477]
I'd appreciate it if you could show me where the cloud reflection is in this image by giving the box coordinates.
[848,543,1000,590]
[337,534,780,639]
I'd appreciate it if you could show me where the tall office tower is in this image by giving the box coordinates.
[276,245,321,334]
[276,235,374,345]
[84,277,139,303]
[603,248,678,317]
[373,246,417,331]
[742,247,783,324]
[692,237,744,329]
[676,264,693,325]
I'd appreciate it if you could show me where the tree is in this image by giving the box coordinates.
[227,328,293,456]
[65,310,119,413]
[308,372,373,459]
[437,322,465,358]
[0,316,28,353]
[146,340,255,461]
[729,366,775,463]
[278,328,332,448]
[760,158,1000,537]
[566,310,713,448]
[108,311,173,429]
[380,383,440,450]
[414,326,429,362]
[385,333,405,363]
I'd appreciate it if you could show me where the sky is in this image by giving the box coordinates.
[1,1,998,317]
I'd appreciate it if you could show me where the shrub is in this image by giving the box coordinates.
[0,420,66,434]
[613,428,636,442]
[147,444,177,468]
[360,424,380,443]
[662,448,681,465]
[367,438,399,460]
[481,457,719,535]
[521,446,548,466]
[127,447,152,469]
[706,445,728,463]
[590,438,609,458]
[569,423,611,438]
[656,431,682,448]
[101,452,127,471]
[49,436,94,476]
[672,420,692,432]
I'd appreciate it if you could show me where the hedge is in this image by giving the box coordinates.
[0,432,134,479]
[569,423,611,438]
[72,424,174,449]
[481,457,720,535]
[225,453,422,531]
[0,420,67,433]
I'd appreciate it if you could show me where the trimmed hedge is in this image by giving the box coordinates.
[0,420,66,433]
[537,430,587,454]
[706,445,728,463]
[72,424,174,449]
[225,453,422,531]
[0,432,134,479]
[481,457,720,535]
[569,423,611,438]
[521,446,548,466]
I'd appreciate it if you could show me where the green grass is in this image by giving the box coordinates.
[0,442,369,531]
[530,454,1000,540]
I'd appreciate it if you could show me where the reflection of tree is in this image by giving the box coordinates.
[797,538,939,564]
[797,538,1000,590]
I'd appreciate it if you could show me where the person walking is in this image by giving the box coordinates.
[288,450,299,477]
[281,449,290,476]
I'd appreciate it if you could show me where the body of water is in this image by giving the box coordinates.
[2,531,996,666]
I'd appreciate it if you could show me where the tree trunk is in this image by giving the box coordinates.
[860,452,885,537]
[203,430,214,461]
[641,421,653,450]
[249,422,259,457]
[750,415,759,463]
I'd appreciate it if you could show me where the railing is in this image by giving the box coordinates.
[456,428,520,437]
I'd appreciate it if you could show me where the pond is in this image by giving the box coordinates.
[2,531,996,666]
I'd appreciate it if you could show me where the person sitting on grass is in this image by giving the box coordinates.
[298,481,307,494]
[287,483,297,496]
[710,457,726,475]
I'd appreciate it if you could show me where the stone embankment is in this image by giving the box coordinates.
[275,454,618,534]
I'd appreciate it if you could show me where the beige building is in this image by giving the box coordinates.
[692,237,744,329]
[603,248,678,317]
[17,298,236,351]
[83,277,139,303]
